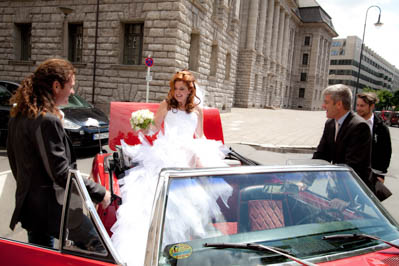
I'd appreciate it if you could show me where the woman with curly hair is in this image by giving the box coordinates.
[7,58,110,248]
[111,70,232,266]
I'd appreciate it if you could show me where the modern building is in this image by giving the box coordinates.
[328,35,399,94]
[0,0,336,112]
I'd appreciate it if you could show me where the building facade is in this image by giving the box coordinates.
[0,0,336,112]
[328,36,399,94]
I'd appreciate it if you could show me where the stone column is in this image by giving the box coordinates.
[282,15,290,68]
[256,0,268,55]
[264,0,275,58]
[246,0,259,50]
[277,9,285,64]
[319,36,324,73]
[271,2,280,63]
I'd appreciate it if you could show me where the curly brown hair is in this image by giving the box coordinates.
[166,70,200,113]
[10,58,75,119]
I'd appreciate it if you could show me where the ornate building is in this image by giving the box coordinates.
[0,0,336,112]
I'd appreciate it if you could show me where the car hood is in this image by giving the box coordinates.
[62,107,109,127]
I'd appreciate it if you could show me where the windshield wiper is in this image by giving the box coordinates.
[322,233,399,250]
[203,242,317,266]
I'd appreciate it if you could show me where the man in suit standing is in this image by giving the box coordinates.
[356,92,392,200]
[313,84,372,188]
[7,58,111,248]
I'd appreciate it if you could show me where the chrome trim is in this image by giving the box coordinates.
[59,170,73,250]
[146,172,169,265]
[69,169,125,265]
[159,164,352,178]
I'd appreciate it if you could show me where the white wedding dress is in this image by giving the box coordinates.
[111,109,232,266]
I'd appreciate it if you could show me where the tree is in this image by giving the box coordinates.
[362,88,393,110]
[392,90,399,111]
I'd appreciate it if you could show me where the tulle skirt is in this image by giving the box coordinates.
[111,132,232,266]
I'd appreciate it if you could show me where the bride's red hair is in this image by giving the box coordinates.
[166,70,200,113]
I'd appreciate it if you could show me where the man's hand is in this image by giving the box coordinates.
[101,190,111,209]
[330,198,350,211]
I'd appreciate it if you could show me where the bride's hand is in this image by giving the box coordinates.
[141,124,156,136]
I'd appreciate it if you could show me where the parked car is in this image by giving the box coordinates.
[60,94,109,150]
[1,102,399,265]
[380,110,399,127]
[0,81,20,144]
[0,80,109,149]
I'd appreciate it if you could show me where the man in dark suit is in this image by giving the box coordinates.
[7,58,111,248]
[356,92,392,200]
[313,84,372,188]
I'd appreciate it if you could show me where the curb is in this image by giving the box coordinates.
[233,142,317,154]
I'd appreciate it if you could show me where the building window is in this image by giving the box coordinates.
[210,44,218,76]
[331,50,339,56]
[68,23,83,63]
[332,41,341,47]
[304,36,311,46]
[302,53,309,65]
[299,88,305,98]
[225,52,231,80]
[15,23,32,61]
[300,72,307,81]
[339,49,345,55]
[189,33,200,71]
[123,23,143,65]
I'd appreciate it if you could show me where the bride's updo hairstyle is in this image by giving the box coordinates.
[10,58,75,120]
[166,70,201,113]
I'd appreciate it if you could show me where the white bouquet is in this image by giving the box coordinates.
[130,109,154,131]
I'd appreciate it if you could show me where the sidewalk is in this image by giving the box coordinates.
[220,108,327,153]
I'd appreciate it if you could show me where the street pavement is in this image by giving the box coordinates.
[220,108,326,153]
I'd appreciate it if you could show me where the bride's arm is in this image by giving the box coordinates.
[194,106,205,139]
[149,100,168,133]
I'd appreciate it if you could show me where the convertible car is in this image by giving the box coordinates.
[1,102,399,266]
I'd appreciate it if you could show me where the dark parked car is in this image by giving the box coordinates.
[0,80,109,149]
[60,94,109,150]
[0,81,19,144]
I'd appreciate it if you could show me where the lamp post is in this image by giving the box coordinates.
[353,5,383,111]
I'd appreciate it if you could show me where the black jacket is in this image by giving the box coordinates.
[371,114,392,176]
[7,113,105,235]
[313,112,372,186]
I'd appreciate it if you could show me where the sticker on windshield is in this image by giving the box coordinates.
[169,243,192,259]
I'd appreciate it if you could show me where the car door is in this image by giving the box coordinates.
[0,170,124,266]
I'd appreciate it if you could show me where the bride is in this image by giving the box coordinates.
[111,70,232,265]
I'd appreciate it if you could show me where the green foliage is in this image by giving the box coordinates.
[361,88,393,110]
[392,90,399,111]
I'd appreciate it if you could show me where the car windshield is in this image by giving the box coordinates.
[62,94,92,109]
[158,168,399,265]
[0,85,12,105]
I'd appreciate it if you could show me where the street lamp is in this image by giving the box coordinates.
[353,5,383,111]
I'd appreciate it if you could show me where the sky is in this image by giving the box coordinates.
[316,0,399,68]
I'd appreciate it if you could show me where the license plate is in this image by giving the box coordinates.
[93,132,109,140]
